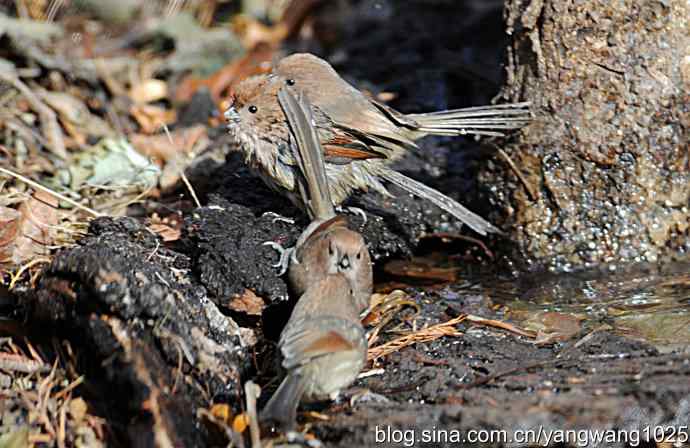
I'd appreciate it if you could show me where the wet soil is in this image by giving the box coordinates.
[308,264,690,447]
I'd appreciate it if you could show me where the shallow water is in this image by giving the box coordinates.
[488,262,690,352]
[382,254,690,351]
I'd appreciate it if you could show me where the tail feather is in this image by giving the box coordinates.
[413,101,532,117]
[278,87,335,221]
[407,102,531,138]
[261,372,306,431]
[379,168,500,236]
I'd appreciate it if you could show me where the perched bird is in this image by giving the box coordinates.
[261,273,368,430]
[261,88,371,430]
[226,53,531,235]
[284,213,372,312]
[274,87,373,311]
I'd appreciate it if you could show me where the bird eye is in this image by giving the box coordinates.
[286,79,295,86]
[248,105,258,113]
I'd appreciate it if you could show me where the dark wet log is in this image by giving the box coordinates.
[482,0,690,270]
[29,217,250,446]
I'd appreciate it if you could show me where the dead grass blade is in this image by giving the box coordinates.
[465,314,537,338]
[0,71,67,159]
[0,167,103,217]
[367,314,466,362]
[0,351,49,373]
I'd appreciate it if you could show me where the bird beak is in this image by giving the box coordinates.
[339,255,350,270]
[224,106,240,125]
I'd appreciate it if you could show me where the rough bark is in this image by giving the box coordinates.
[482,0,690,270]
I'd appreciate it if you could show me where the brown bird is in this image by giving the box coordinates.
[272,87,373,311]
[260,88,370,430]
[261,273,368,430]
[283,214,373,312]
[226,53,529,235]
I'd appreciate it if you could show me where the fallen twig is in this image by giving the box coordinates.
[465,314,537,338]
[162,124,202,208]
[455,358,580,390]
[0,352,49,373]
[367,314,466,362]
[0,167,103,217]
[8,257,51,290]
[0,71,67,159]
[494,145,539,201]
[365,290,420,348]
[244,381,262,448]
[53,375,84,401]
[426,232,495,259]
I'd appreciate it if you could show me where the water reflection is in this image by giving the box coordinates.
[489,262,690,351]
[382,255,690,350]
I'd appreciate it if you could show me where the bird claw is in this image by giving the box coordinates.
[349,390,390,407]
[262,241,294,275]
[262,211,296,225]
[336,206,368,225]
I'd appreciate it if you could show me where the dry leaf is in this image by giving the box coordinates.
[232,15,289,49]
[130,104,177,134]
[131,125,209,189]
[129,79,168,104]
[526,311,583,345]
[383,258,458,283]
[0,206,22,265]
[232,413,249,433]
[10,190,59,266]
[38,89,113,143]
[175,43,274,103]
[210,403,233,424]
[130,125,207,163]
[148,223,181,242]
[227,289,264,316]
[362,290,409,326]
[69,397,88,424]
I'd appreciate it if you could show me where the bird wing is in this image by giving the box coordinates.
[370,99,421,128]
[293,215,348,260]
[327,102,418,151]
[279,316,364,370]
[321,126,389,163]
[275,56,418,159]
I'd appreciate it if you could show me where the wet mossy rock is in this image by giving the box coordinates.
[484,0,690,270]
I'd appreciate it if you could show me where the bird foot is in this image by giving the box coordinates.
[262,211,296,225]
[348,389,390,407]
[262,241,295,276]
[335,206,368,225]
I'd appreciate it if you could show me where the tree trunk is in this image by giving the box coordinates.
[483,0,690,270]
